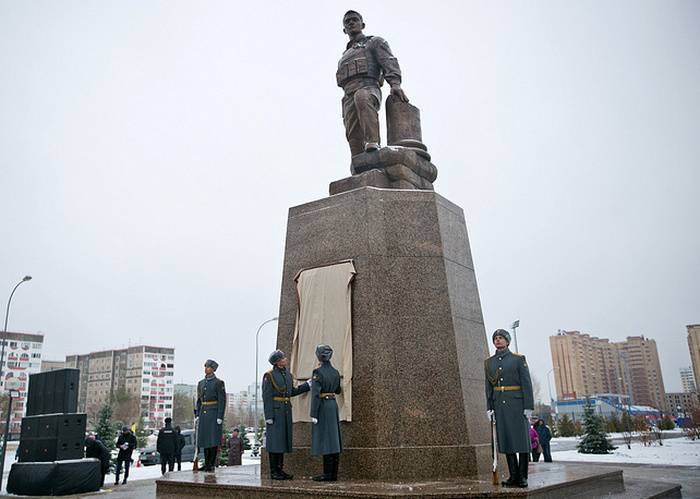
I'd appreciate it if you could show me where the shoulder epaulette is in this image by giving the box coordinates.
[513,352,524,357]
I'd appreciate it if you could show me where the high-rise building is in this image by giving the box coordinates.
[40,359,66,372]
[0,331,44,435]
[680,367,697,393]
[620,336,666,411]
[688,324,700,393]
[65,345,175,429]
[665,392,699,418]
[550,330,667,410]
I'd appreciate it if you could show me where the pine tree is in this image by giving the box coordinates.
[219,422,229,466]
[135,416,149,448]
[577,398,616,454]
[557,414,576,437]
[659,414,675,431]
[606,413,621,433]
[239,424,251,450]
[95,403,117,451]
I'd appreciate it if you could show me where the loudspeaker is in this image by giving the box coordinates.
[57,413,86,438]
[18,436,84,463]
[26,369,79,416]
[20,413,86,441]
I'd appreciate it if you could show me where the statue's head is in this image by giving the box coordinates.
[343,10,365,35]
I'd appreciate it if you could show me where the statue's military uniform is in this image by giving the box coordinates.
[484,348,533,454]
[337,35,402,156]
[196,372,226,471]
[262,365,310,453]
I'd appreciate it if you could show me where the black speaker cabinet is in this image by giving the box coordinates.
[26,368,79,416]
[18,436,85,463]
[20,413,86,441]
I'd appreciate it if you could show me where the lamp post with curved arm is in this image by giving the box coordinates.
[253,316,278,447]
[0,275,32,490]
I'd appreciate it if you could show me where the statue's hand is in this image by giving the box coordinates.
[390,84,409,103]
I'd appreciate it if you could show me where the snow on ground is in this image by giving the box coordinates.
[553,436,700,466]
[1,446,261,493]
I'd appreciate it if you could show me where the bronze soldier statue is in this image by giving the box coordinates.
[337,10,408,157]
[196,359,226,472]
[484,330,534,488]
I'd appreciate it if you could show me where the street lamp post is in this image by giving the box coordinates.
[253,316,278,447]
[0,276,32,490]
[511,320,520,353]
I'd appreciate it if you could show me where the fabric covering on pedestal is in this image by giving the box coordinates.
[290,260,355,422]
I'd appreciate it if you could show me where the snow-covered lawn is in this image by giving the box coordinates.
[553,436,700,466]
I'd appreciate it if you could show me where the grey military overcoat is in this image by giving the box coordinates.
[262,366,310,453]
[196,375,226,449]
[310,362,342,456]
[484,348,533,454]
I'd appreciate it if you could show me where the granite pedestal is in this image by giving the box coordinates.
[156,463,682,498]
[266,186,492,481]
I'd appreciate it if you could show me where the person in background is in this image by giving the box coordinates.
[84,433,110,488]
[529,422,541,462]
[115,426,137,485]
[157,417,178,475]
[174,425,186,471]
[227,428,244,466]
[534,418,553,462]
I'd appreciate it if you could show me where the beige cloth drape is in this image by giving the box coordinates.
[290,260,355,422]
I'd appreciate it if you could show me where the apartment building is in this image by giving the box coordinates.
[550,330,667,410]
[688,324,700,393]
[0,331,44,434]
[680,367,697,393]
[65,345,175,429]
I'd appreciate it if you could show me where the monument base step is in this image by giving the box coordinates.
[155,462,681,498]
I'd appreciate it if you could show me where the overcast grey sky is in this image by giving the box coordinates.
[1,1,698,397]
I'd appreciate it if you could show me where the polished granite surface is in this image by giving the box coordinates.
[156,463,630,498]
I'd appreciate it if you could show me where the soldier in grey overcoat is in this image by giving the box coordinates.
[196,359,226,472]
[262,350,311,480]
[310,344,342,481]
[484,329,534,488]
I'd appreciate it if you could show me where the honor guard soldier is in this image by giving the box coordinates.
[262,350,311,480]
[310,344,343,481]
[484,329,534,488]
[337,10,408,156]
[196,359,226,472]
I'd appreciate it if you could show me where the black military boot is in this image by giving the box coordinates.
[278,453,293,480]
[331,453,339,481]
[501,454,519,487]
[269,453,285,480]
[517,453,529,487]
[313,455,334,481]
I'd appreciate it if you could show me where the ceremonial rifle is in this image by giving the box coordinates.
[192,396,200,472]
[491,412,498,486]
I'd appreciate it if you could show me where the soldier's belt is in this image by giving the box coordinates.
[202,401,218,406]
[494,385,522,392]
[320,393,336,399]
[273,396,290,402]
